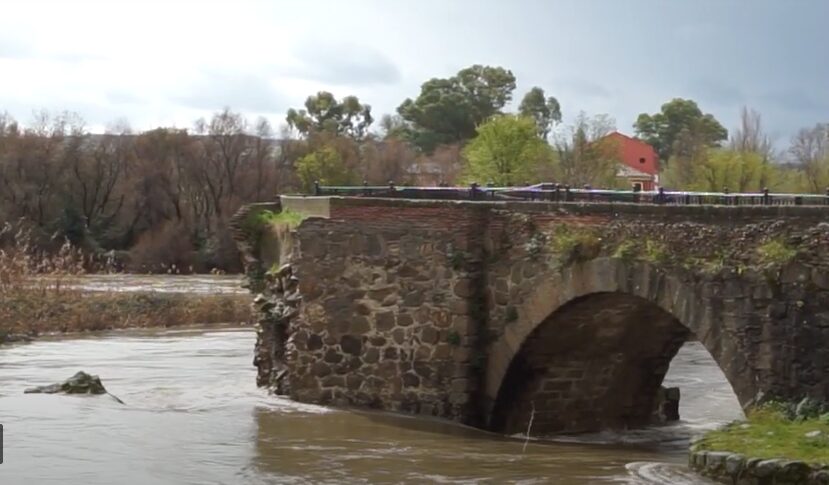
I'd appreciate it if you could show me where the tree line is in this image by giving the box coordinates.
[1,64,827,272]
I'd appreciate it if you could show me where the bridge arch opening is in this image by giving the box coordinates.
[487,291,743,435]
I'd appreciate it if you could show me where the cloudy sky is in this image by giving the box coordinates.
[1,0,827,145]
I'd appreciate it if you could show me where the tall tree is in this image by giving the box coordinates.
[461,115,552,186]
[518,87,561,139]
[634,98,728,162]
[397,64,516,152]
[295,146,355,192]
[286,91,373,140]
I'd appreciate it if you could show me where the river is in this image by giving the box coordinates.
[0,278,743,484]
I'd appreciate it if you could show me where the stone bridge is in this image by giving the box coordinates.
[233,195,829,435]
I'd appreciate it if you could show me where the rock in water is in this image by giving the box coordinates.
[25,371,109,396]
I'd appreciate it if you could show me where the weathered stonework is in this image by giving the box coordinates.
[689,449,829,484]
[234,196,829,435]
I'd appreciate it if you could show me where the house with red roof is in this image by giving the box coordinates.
[600,132,660,191]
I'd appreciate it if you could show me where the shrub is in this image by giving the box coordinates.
[127,222,195,274]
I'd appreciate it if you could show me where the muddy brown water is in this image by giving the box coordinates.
[1,277,743,484]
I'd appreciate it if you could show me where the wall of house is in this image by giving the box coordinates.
[607,133,659,190]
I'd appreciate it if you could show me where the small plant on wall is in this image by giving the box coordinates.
[550,226,602,266]
[757,238,798,268]
[642,239,670,265]
[612,240,638,261]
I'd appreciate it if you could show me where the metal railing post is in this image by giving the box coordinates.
[470,182,479,200]
[314,180,321,196]
[656,187,666,204]
[564,184,572,202]
[763,187,770,205]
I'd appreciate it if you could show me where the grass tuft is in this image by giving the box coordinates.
[695,405,829,465]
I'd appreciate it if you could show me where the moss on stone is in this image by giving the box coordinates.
[612,240,638,261]
[610,238,674,267]
[447,330,461,346]
[642,239,670,265]
[757,238,798,267]
[694,405,829,466]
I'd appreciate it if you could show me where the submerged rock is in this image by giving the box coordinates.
[25,371,124,403]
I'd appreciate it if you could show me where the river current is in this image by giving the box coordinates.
[1,277,743,484]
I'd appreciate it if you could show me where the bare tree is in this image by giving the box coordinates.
[790,123,829,192]
[730,107,774,158]
[553,112,619,188]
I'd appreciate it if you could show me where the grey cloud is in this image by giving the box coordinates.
[685,79,744,108]
[285,42,401,87]
[551,77,612,100]
[0,33,30,59]
[759,89,829,115]
[175,72,288,113]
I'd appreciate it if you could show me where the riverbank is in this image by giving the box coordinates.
[690,405,829,483]
[0,288,252,344]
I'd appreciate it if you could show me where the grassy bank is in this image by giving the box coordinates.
[694,405,829,465]
[0,288,252,342]
[1,228,251,343]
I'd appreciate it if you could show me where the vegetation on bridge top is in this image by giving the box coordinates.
[243,209,307,237]
[694,401,829,466]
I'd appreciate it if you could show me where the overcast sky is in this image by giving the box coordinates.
[1,0,827,145]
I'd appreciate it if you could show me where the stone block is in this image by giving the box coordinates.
[376,311,395,331]
[340,335,362,356]
[403,291,425,307]
[402,373,420,388]
[449,299,471,315]
[363,348,380,364]
[724,453,745,476]
[454,279,475,298]
[311,362,331,378]
[774,461,812,484]
[420,326,439,344]
[398,313,414,327]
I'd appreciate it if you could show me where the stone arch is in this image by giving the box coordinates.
[483,257,755,434]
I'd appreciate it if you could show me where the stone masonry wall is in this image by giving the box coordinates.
[283,203,491,421]
[239,197,829,432]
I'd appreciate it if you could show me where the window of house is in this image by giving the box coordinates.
[632,182,643,191]
[639,157,646,164]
